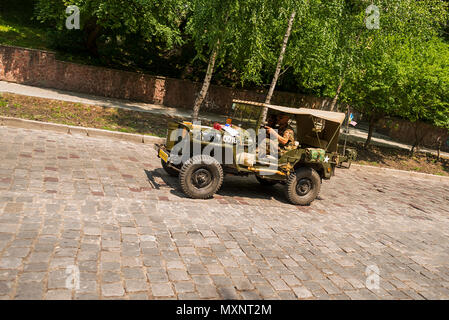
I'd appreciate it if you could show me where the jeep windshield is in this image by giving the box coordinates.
[230,101,263,131]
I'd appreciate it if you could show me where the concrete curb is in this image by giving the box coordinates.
[352,164,449,183]
[0,116,165,145]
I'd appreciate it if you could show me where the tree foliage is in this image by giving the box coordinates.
[34,0,189,72]
[187,0,307,119]
[35,0,187,46]
[394,38,449,151]
[291,0,449,147]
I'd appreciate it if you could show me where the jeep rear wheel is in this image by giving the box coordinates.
[179,155,223,199]
[161,159,180,177]
[285,167,321,205]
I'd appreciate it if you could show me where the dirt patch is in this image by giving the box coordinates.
[346,141,449,177]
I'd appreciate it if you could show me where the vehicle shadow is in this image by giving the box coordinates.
[144,169,294,204]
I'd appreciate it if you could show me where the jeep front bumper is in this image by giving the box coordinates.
[154,144,169,163]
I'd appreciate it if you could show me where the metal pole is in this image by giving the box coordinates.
[343,105,350,157]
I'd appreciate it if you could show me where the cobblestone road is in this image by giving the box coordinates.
[1,126,449,300]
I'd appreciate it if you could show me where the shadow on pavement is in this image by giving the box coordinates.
[144,168,293,204]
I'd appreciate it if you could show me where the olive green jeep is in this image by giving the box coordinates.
[155,100,356,205]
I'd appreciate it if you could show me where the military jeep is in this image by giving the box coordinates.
[155,100,356,205]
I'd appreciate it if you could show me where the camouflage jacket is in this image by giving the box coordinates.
[279,126,296,153]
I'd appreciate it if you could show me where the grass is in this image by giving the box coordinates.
[347,140,449,177]
[0,16,48,50]
[0,92,194,137]
[0,0,49,50]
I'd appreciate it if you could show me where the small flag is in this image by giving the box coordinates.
[349,113,354,121]
[350,121,357,127]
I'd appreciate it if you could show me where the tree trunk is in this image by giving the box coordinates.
[437,136,442,161]
[410,144,416,156]
[261,10,296,124]
[364,114,376,149]
[410,122,420,155]
[84,18,102,57]
[329,78,344,112]
[410,122,430,156]
[328,32,361,112]
[191,40,220,121]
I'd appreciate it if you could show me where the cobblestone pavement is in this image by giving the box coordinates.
[0,126,449,300]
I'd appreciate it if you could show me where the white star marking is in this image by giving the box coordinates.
[324,156,330,163]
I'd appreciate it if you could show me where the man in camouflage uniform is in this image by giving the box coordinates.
[259,114,296,158]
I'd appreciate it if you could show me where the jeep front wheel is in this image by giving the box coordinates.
[179,155,223,199]
[285,167,321,205]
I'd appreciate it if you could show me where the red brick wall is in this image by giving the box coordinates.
[0,44,332,115]
[0,45,161,103]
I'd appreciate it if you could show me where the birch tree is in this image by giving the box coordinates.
[187,0,251,121]
[260,10,296,124]
[188,0,305,121]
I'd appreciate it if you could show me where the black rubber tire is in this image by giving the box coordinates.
[285,167,321,206]
[161,159,179,177]
[255,175,278,186]
[179,155,223,199]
